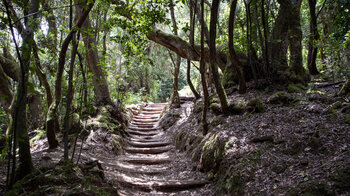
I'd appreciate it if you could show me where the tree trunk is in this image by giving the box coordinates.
[229,0,246,94]
[270,1,289,72]
[287,0,307,79]
[75,1,112,106]
[187,0,201,100]
[307,0,319,75]
[169,0,181,108]
[4,0,39,183]
[42,0,58,55]
[200,0,209,135]
[0,62,13,113]
[46,2,94,149]
[209,0,229,113]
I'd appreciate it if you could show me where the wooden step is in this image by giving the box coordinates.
[134,115,159,119]
[124,146,171,154]
[127,141,171,148]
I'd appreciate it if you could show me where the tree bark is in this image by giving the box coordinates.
[0,62,13,113]
[288,0,307,78]
[75,1,112,106]
[229,0,246,94]
[169,0,181,108]
[46,2,94,149]
[200,0,209,135]
[187,0,201,100]
[209,0,229,113]
[307,0,319,75]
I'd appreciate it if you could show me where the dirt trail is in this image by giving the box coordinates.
[107,103,211,195]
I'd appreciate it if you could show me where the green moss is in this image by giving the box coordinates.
[331,164,350,190]
[247,98,266,113]
[286,181,333,196]
[267,91,291,104]
[228,103,246,114]
[331,101,342,110]
[344,114,350,125]
[210,115,226,130]
[201,133,227,172]
[287,83,305,93]
[222,68,237,88]
[210,103,222,114]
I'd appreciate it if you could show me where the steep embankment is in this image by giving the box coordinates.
[162,82,350,195]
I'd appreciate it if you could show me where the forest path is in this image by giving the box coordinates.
[108,103,211,195]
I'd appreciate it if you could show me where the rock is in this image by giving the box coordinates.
[272,163,288,174]
[331,164,350,190]
[247,98,266,113]
[267,91,292,105]
[287,83,305,93]
[250,135,274,143]
[286,180,333,196]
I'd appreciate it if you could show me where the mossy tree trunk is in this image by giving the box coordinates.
[169,0,181,108]
[200,0,209,135]
[46,2,94,149]
[76,1,112,106]
[209,0,229,113]
[4,0,39,184]
[307,0,319,75]
[228,0,246,94]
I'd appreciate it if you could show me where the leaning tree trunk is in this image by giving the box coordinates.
[209,0,229,113]
[46,2,94,149]
[307,0,319,75]
[229,0,246,94]
[75,1,112,106]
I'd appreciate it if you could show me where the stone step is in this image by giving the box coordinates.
[133,119,159,123]
[127,130,160,136]
[134,115,159,119]
[124,146,171,154]
[114,174,208,192]
[141,111,162,115]
[143,108,164,112]
[128,138,165,143]
[109,162,167,175]
[127,141,171,148]
[122,157,172,165]
[131,124,154,128]
[128,126,158,131]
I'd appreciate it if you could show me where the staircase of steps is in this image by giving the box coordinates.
[112,103,209,195]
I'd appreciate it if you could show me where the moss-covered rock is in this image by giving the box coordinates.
[330,164,350,190]
[247,98,266,113]
[5,161,117,196]
[267,91,292,105]
[209,103,222,114]
[222,68,237,88]
[286,180,333,196]
[344,114,350,125]
[159,108,182,129]
[201,133,228,172]
[287,83,305,93]
[228,103,246,114]
[331,101,342,110]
